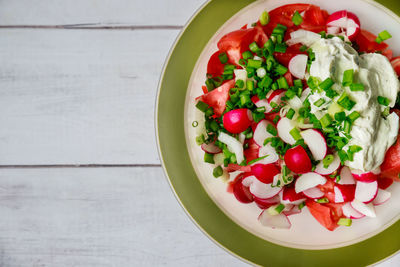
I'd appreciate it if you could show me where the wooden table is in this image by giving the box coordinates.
[0,0,397,266]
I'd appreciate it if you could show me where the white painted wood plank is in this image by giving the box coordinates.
[0,29,177,165]
[0,167,246,267]
[0,0,205,26]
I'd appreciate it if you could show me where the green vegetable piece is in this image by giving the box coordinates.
[323,155,334,168]
[348,111,360,122]
[196,101,209,112]
[292,11,303,26]
[260,10,270,26]
[204,153,215,164]
[286,108,295,120]
[275,203,285,213]
[337,218,352,226]
[376,30,392,44]
[320,114,333,128]
[267,124,278,136]
[350,83,365,91]
[218,52,228,64]
[242,50,253,60]
[316,198,329,203]
[213,166,223,178]
[289,128,302,141]
[274,43,287,53]
[334,111,346,122]
[319,78,334,91]
[342,69,354,86]
[249,42,260,52]
[314,98,326,107]
[247,59,262,69]
[377,96,390,106]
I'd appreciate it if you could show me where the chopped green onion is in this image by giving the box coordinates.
[248,155,269,165]
[348,111,360,122]
[260,10,270,26]
[204,153,215,164]
[334,111,346,122]
[275,203,285,213]
[247,59,262,68]
[274,43,287,53]
[376,30,392,44]
[343,119,352,134]
[196,134,205,145]
[205,78,215,91]
[267,124,278,136]
[294,79,303,88]
[205,108,214,117]
[213,166,223,178]
[299,45,307,52]
[264,39,275,54]
[277,76,289,89]
[270,101,278,108]
[337,93,356,111]
[259,75,273,88]
[218,52,228,64]
[249,42,260,52]
[192,121,198,127]
[290,128,302,141]
[224,64,235,71]
[319,31,327,38]
[286,108,295,120]
[319,78,334,91]
[350,83,365,91]
[252,111,266,123]
[256,106,266,113]
[338,218,352,226]
[338,150,349,163]
[196,101,209,112]
[382,107,390,117]
[320,114,333,128]
[314,98,326,107]
[275,64,288,76]
[240,93,251,106]
[285,89,296,99]
[377,96,390,106]
[273,115,281,124]
[323,155,334,168]
[316,198,329,203]
[292,11,303,25]
[242,50,253,60]
[271,82,278,91]
[246,80,254,91]
[349,145,362,153]
[342,69,354,86]
[235,79,244,88]
[299,202,306,210]
[307,76,320,91]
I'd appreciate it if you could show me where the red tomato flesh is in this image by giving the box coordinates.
[198,79,235,117]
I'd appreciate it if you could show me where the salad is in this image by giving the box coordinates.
[193,3,400,231]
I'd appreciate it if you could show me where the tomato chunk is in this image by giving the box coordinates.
[391,57,400,77]
[354,30,389,53]
[306,199,339,231]
[198,79,235,117]
[381,136,400,182]
[207,50,225,77]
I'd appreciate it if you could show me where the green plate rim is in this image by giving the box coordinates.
[155,0,400,266]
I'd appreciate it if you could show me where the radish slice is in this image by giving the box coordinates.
[201,142,222,154]
[342,202,365,219]
[258,210,291,229]
[350,199,376,218]
[372,189,391,206]
[289,54,308,79]
[314,154,340,175]
[303,187,325,199]
[338,166,356,185]
[327,26,340,35]
[257,144,279,165]
[326,10,361,40]
[286,30,321,46]
[355,180,378,204]
[253,97,272,112]
[254,195,280,209]
[283,205,302,216]
[242,176,282,199]
[232,176,253,203]
[351,169,378,183]
[218,132,244,164]
[295,172,327,193]
[300,129,327,160]
[334,184,355,203]
[280,187,306,205]
[254,120,274,147]
[277,117,297,145]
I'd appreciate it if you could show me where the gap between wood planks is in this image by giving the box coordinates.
[0,24,183,30]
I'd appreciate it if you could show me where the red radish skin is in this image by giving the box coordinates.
[283,205,302,216]
[242,176,282,199]
[303,187,325,199]
[254,195,280,209]
[295,172,327,193]
[251,164,281,184]
[333,184,356,203]
[338,166,356,185]
[223,108,253,134]
[284,146,312,174]
[201,142,222,154]
[372,189,391,206]
[233,175,254,203]
[326,10,360,40]
[355,180,378,204]
[378,177,394,190]
[351,169,378,183]
[281,186,306,205]
[342,202,365,219]
[300,129,327,160]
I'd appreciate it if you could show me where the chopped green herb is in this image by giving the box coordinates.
[314,98,326,107]
[316,198,329,203]
[320,114,333,128]
[273,115,281,124]
[246,80,254,91]
[247,59,262,68]
[259,75,273,88]
[285,89,297,99]
[337,93,356,111]
[267,124,278,136]
[242,50,253,60]
[292,10,303,25]
[286,108,295,120]
[196,101,209,112]
[376,30,392,44]
[294,79,303,88]
[338,150,349,163]
[196,134,205,145]
[247,155,269,165]
[348,111,360,122]
[235,79,244,89]
[338,218,352,226]
[319,31,327,38]
[290,128,302,141]
[218,52,228,64]
[260,10,270,26]
[299,202,306,210]
[323,155,334,168]
[275,203,285,213]
[299,45,307,52]
[274,43,287,53]
[275,64,288,76]
[249,42,260,52]
[350,83,365,91]
[256,106,266,113]
[335,111,346,122]
[213,166,223,178]
[377,96,390,106]
[319,78,334,91]
[342,69,354,86]
[277,76,289,89]
[343,119,352,134]
[204,153,215,164]
[349,145,362,153]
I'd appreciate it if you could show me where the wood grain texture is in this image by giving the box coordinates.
[0,167,245,267]
[0,0,206,26]
[0,29,177,165]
